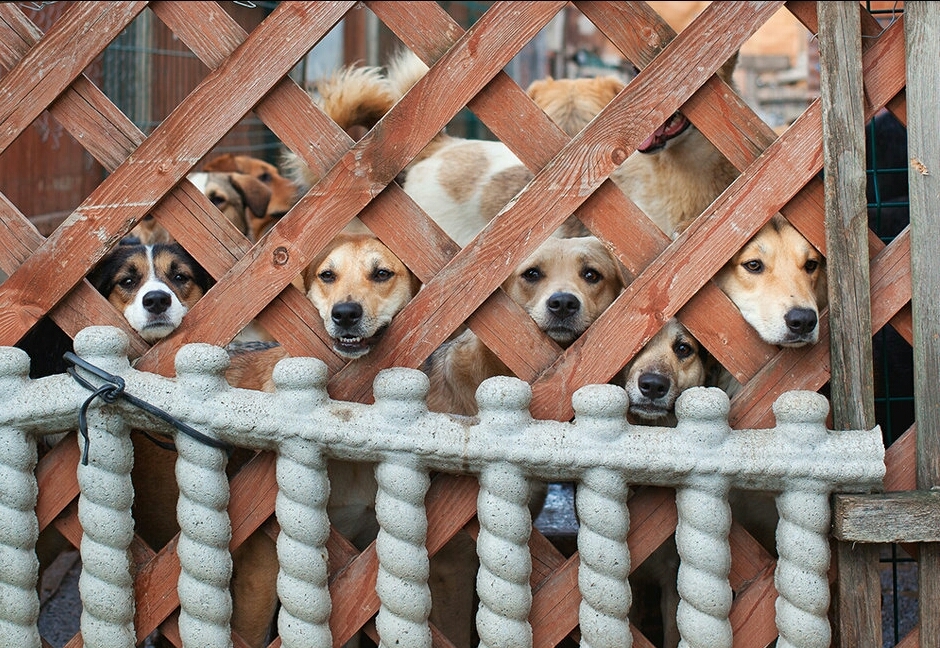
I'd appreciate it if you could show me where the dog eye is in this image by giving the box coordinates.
[804,259,819,273]
[674,342,695,359]
[172,272,191,284]
[372,268,394,282]
[742,260,763,273]
[521,267,542,282]
[258,171,272,183]
[318,270,336,283]
[118,276,136,289]
[582,268,603,284]
[209,194,227,208]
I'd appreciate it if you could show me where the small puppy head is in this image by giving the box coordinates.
[503,236,625,347]
[89,242,213,342]
[714,214,827,347]
[621,318,707,425]
[202,154,300,240]
[302,233,420,359]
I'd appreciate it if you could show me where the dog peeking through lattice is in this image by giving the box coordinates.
[34,240,281,648]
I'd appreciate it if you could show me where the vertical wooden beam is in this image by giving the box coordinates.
[818,3,880,647]
[905,3,940,646]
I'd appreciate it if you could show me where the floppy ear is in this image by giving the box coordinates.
[229,172,272,220]
[203,153,238,172]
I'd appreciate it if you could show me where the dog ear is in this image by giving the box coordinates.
[228,172,272,222]
[202,153,238,173]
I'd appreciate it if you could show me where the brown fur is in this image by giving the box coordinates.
[203,154,300,241]
[526,75,625,137]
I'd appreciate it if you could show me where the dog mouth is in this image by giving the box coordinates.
[637,113,691,153]
[138,321,178,342]
[544,326,582,347]
[628,402,671,421]
[332,327,388,359]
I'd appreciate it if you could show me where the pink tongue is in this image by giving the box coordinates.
[637,114,690,152]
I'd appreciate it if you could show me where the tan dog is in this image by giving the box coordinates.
[714,214,827,348]
[620,317,708,426]
[203,153,300,241]
[424,235,625,416]
[130,171,272,244]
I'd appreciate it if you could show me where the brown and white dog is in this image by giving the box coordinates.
[203,153,300,241]
[130,170,273,245]
[87,242,213,343]
[619,317,708,426]
[81,241,279,648]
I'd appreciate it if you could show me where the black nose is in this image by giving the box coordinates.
[332,301,363,328]
[638,372,670,400]
[785,308,817,336]
[142,290,172,314]
[547,292,580,319]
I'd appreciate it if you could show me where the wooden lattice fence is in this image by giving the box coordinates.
[0,2,928,647]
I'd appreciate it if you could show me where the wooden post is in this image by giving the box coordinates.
[818,2,880,647]
[905,3,940,646]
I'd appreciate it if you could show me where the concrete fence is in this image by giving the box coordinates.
[0,326,885,648]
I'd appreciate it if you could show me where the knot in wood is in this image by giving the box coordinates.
[611,148,628,165]
[272,246,290,266]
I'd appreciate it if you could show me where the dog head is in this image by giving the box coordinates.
[301,233,420,359]
[621,318,707,425]
[714,214,827,347]
[502,236,625,347]
[88,242,213,342]
[526,75,625,137]
[635,53,738,154]
[129,171,272,245]
[202,154,299,240]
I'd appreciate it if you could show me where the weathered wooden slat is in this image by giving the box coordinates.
[833,491,940,542]
[906,3,940,645]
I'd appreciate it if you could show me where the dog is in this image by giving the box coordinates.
[130,170,273,245]
[713,213,827,348]
[203,153,300,241]
[423,235,626,416]
[619,317,708,427]
[45,241,279,648]
[87,241,213,342]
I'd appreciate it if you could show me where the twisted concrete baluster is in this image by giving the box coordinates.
[71,330,137,648]
[372,367,433,648]
[775,488,831,648]
[572,384,632,648]
[276,440,332,647]
[272,356,333,647]
[0,348,41,648]
[476,463,533,648]
[576,468,631,648]
[375,458,431,647]
[675,482,732,648]
[174,345,233,648]
[674,388,733,648]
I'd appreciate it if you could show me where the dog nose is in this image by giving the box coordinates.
[142,290,172,314]
[785,308,818,336]
[547,292,581,319]
[332,301,363,328]
[637,372,670,400]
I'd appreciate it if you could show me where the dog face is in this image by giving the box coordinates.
[503,236,625,347]
[302,233,420,359]
[621,318,707,425]
[203,154,299,240]
[714,214,827,347]
[88,243,213,342]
